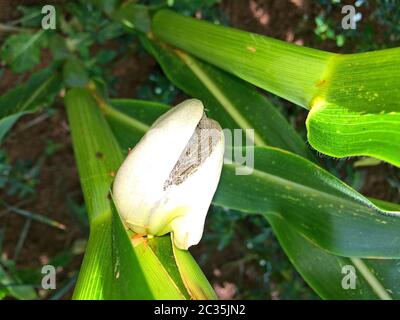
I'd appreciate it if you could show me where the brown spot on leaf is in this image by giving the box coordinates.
[315,79,326,87]
[95,151,103,159]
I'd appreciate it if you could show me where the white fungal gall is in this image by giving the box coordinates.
[112,99,225,250]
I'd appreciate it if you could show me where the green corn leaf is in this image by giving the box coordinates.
[215,146,400,258]
[66,87,121,299]
[151,10,400,167]
[172,244,217,299]
[152,10,328,108]
[65,87,214,299]
[270,197,400,300]
[268,214,397,300]
[305,49,400,167]
[109,204,188,299]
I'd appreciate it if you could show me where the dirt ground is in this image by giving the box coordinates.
[1,0,399,299]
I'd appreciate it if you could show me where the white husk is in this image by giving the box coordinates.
[112,99,224,249]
